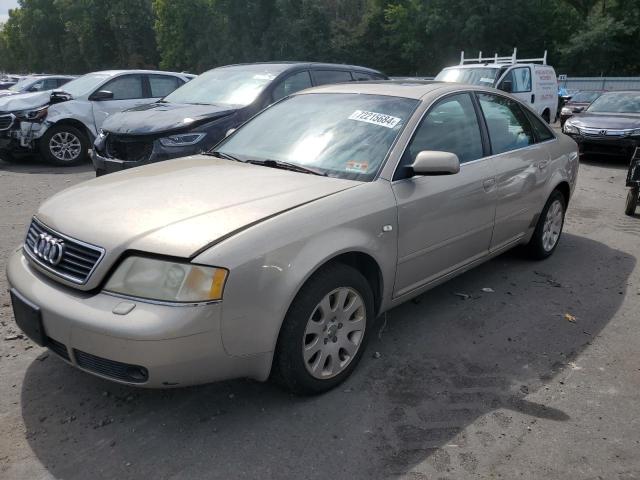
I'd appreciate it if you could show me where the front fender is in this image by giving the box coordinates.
[193,181,398,358]
[46,101,96,137]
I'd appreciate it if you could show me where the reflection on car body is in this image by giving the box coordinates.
[7,82,578,395]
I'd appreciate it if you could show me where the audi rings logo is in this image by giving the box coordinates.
[32,233,65,266]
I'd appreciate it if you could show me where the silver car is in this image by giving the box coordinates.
[6,82,579,394]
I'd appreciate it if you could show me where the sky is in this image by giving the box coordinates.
[0,0,19,23]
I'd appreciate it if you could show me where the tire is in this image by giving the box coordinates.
[525,190,566,260]
[39,124,89,166]
[625,187,639,216]
[272,263,374,395]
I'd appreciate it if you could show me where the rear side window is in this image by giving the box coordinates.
[149,75,183,97]
[478,93,534,155]
[312,70,353,86]
[101,75,143,100]
[523,108,554,142]
[56,78,72,87]
[352,72,381,81]
[396,93,484,179]
[272,71,312,102]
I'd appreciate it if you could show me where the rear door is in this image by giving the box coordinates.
[392,92,497,297]
[91,74,147,130]
[476,92,550,251]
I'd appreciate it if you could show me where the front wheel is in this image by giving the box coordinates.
[39,124,89,166]
[525,190,566,260]
[625,187,639,216]
[272,263,374,395]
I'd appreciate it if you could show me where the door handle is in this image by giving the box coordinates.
[483,178,496,192]
[538,159,550,170]
[531,93,535,103]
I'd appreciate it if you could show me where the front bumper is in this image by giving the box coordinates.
[566,133,640,159]
[6,249,271,387]
[0,119,46,153]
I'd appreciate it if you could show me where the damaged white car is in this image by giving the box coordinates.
[0,70,190,165]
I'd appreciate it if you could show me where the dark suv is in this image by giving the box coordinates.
[92,62,387,176]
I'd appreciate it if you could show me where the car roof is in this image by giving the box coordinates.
[213,61,383,75]
[91,70,188,77]
[296,80,462,100]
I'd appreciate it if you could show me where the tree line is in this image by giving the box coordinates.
[0,0,638,77]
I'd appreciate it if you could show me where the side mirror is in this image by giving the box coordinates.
[573,106,584,113]
[411,151,460,176]
[225,128,236,138]
[89,90,114,101]
[50,90,72,104]
[500,80,513,93]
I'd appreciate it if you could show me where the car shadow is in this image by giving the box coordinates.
[579,153,631,170]
[0,156,93,174]
[19,233,633,479]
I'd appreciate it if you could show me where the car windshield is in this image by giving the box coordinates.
[435,67,499,86]
[163,64,289,106]
[587,92,640,114]
[59,73,112,98]
[216,93,418,181]
[571,91,601,103]
[8,77,36,92]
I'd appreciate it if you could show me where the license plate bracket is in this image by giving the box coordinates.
[9,288,45,346]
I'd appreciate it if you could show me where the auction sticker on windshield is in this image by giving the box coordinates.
[348,110,401,129]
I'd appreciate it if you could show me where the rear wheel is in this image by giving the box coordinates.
[39,124,89,166]
[542,109,551,124]
[625,187,639,216]
[525,190,566,259]
[272,263,374,395]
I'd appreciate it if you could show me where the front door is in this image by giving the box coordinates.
[392,92,497,297]
[91,74,150,131]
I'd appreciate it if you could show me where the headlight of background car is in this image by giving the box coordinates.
[104,256,228,303]
[563,123,579,134]
[14,105,48,122]
[561,107,573,115]
[159,133,206,147]
[627,128,640,136]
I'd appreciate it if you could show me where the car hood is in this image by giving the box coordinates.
[0,90,18,98]
[0,90,50,113]
[101,102,240,136]
[36,156,359,260]
[569,112,640,130]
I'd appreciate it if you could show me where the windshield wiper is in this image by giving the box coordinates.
[249,159,327,176]
[206,150,245,162]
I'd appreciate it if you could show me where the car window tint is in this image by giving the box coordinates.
[42,78,59,90]
[149,75,182,97]
[353,72,377,81]
[405,93,484,167]
[478,93,534,154]
[313,70,353,86]
[523,108,554,142]
[272,71,312,102]
[101,75,143,100]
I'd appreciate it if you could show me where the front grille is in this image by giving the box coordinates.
[74,349,149,383]
[106,135,153,162]
[47,336,70,361]
[580,127,627,138]
[24,218,105,285]
[0,114,14,131]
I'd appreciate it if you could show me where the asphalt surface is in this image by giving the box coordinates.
[1,147,639,479]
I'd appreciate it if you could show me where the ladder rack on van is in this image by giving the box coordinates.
[459,48,547,66]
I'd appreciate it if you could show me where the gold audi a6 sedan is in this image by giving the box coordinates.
[7,82,579,394]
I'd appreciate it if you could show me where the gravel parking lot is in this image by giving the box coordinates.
[1,145,639,479]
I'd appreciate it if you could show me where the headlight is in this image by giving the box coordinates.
[15,105,48,122]
[104,256,228,303]
[159,133,206,147]
[561,107,573,115]
[627,128,640,136]
[563,123,579,134]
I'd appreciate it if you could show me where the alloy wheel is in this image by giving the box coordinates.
[542,199,564,251]
[49,131,81,162]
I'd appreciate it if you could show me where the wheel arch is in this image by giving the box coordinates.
[46,118,94,143]
[553,180,571,207]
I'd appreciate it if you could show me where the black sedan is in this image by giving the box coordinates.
[563,91,640,159]
[559,90,603,127]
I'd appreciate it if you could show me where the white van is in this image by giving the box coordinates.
[435,49,558,123]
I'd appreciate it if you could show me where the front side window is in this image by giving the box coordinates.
[163,64,290,106]
[501,67,531,93]
[312,70,353,86]
[60,73,112,97]
[149,75,182,97]
[400,93,483,177]
[272,71,312,102]
[217,93,418,181]
[478,93,534,155]
[101,75,143,100]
